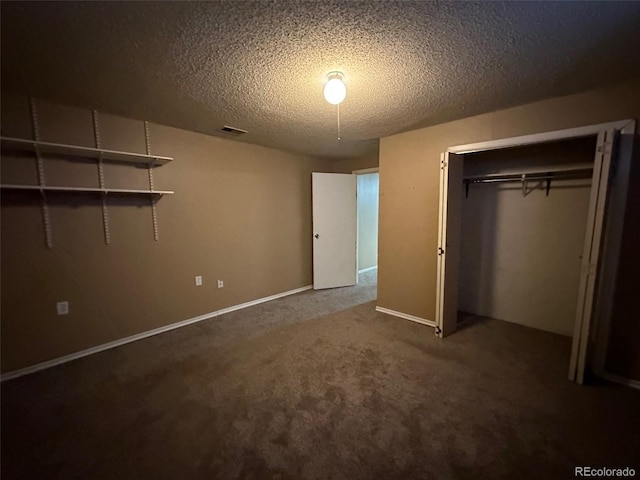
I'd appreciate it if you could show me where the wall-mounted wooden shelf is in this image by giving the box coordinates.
[0,184,174,196]
[0,136,173,166]
[0,102,175,247]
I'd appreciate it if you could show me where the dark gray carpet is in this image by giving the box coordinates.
[2,270,639,479]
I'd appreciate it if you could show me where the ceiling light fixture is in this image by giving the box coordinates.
[323,71,346,141]
[323,71,346,105]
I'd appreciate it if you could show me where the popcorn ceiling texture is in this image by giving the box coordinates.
[2,1,640,159]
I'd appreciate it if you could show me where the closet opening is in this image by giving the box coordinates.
[435,120,636,386]
[458,136,596,338]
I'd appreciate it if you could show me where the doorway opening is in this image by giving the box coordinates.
[355,169,379,293]
[311,169,379,297]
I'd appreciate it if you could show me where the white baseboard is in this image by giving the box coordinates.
[358,265,378,274]
[1,284,313,382]
[596,371,640,391]
[375,306,435,327]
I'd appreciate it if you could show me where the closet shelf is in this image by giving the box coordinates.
[1,184,174,195]
[1,136,173,166]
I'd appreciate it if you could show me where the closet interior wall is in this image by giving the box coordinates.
[458,137,597,336]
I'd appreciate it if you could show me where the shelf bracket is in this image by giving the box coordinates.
[93,110,111,245]
[145,121,160,241]
[30,97,53,249]
[546,173,552,197]
[521,173,527,198]
[98,155,110,245]
[40,191,53,249]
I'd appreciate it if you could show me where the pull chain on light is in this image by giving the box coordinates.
[337,103,341,141]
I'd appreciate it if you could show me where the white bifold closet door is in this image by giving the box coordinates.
[569,128,618,384]
[435,152,463,338]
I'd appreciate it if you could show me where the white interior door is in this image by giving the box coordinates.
[435,152,463,337]
[569,128,618,383]
[312,172,357,290]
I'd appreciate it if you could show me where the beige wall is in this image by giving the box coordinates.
[1,94,332,373]
[331,150,379,173]
[459,138,595,336]
[357,173,379,271]
[379,80,640,379]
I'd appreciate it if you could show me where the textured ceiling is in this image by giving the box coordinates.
[3,1,640,160]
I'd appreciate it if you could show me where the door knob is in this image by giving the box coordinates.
[314,234,319,239]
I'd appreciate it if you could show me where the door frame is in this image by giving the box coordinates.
[435,119,636,385]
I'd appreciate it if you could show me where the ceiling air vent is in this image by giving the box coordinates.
[220,125,248,136]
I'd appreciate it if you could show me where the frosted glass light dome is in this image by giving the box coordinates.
[323,72,346,105]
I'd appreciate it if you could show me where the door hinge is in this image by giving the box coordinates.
[438,247,445,255]
[435,326,442,336]
[597,141,613,154]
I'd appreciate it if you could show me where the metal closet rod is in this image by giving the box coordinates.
[463,166,594,198]
[467,173,589,184]
[463,166,593,184]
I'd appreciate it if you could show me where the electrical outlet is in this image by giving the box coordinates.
[57,301,69,315]
[217,279,224,288]
[195,275,203,286]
